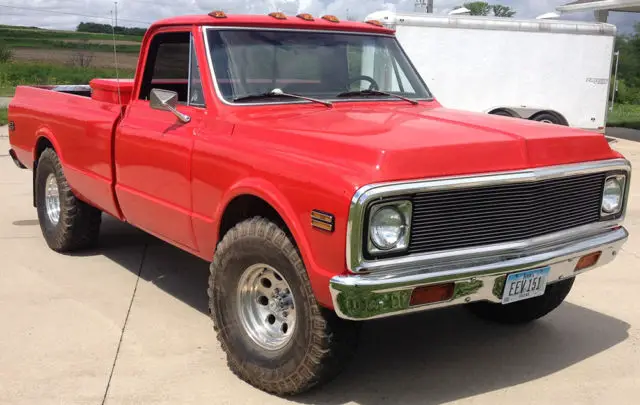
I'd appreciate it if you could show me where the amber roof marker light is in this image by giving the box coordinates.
[269,12,287,20]
[208,10,227,18]
[321,15,340,23]
[365,20,384,27]
[296,13,314,21]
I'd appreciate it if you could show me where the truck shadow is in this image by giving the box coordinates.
[84,215,629,404]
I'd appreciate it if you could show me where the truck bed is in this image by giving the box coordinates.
[8,83,128,218]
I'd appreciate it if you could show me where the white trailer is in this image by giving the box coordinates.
[365,10,618,132]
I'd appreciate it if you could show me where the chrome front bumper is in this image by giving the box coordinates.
[330,226,628,320]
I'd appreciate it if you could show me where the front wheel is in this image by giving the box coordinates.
[466,278,575,325]
[208,217,359,396]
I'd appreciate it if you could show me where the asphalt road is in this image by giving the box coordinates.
[607,127,640,142]
[1,128,640,405]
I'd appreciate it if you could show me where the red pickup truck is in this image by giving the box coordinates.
[6,11,631,396]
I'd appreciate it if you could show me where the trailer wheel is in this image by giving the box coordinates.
[209,217,359,396]
[531,112,566,126]
[35,148,102,252]
[490,110,515,118]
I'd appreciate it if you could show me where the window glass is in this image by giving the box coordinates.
[188,37,205,107]
[139,32,191,104]
[207,29,431,103]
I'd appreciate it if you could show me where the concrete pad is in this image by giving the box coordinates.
[0,135,639,405]
[0,137,143,405]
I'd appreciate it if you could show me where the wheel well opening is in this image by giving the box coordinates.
[219,195,292,242]
[34,137,54,164]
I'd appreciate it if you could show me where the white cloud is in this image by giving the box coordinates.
[0,0,638,32]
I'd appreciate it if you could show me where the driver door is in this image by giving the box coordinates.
[115,29,206,250]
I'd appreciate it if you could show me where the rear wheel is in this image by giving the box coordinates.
[466,278,575,325]
[209,217,359,396]
[35,148,102,252]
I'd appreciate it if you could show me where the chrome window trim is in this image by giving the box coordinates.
[201,26,434,107]
[347,158,632,273]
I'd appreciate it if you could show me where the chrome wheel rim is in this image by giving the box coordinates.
[44,173,61,225]
[237,264,296,351]
[540,119,554,124]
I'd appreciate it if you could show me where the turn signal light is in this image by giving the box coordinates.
[269,12,287,20]
[365,19,384,27]
[208,10,227,18]
[296,13,314,21]
[321,15,340,23]
[575,251,602,272]
[410,283,455,306]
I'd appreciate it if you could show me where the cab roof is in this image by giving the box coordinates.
[150,13,395,35]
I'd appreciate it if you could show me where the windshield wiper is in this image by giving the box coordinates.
[335,89,419,105]
[233,88,332,107]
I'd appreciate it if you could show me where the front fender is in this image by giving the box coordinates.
[211,177,340,309]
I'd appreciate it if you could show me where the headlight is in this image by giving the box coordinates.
[601,175,626,215]
[368,201,412,254]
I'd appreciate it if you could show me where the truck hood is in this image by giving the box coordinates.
[229,103,618,185]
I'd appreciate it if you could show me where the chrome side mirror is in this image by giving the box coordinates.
[149,88,191,123]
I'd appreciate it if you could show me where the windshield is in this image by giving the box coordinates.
[205,29,432,103]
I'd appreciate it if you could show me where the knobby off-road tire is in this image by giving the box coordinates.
[35,148,102,252]
[467,277,575,325]
[208,217,359,396]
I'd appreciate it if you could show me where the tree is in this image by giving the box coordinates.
[459,2,517,17]
[76,22,147,36]
[492,5,516,17]
[463,1,492,16]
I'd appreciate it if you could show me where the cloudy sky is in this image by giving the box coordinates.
[0,0,638,32]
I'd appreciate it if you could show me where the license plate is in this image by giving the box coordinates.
[502,266,550,305]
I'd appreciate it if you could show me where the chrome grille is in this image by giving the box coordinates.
[409,173,606,254]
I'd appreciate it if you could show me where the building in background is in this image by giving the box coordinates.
[414,1,434,13]
[557,0,640,22]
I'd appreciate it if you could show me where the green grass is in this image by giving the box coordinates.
[0,61,135,88]
[7,40,140,54]
[0,86,14,97]
[0,25,142,42]
[607,104,640,129]
[0,26,142,54]
[0,108,7,126]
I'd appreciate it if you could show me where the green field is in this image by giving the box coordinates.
[0,26,142,54]
[5,39,141,54]
[607,104,640,130]
[0,108,7,126]
[0,25,143,42]
[0,61,135,89]
[0,86,14,97]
